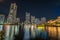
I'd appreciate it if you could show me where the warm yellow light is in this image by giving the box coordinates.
[37,24,45,31]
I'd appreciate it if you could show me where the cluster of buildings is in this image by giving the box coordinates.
[0,3,20,40]
[0,2,60,40]
[0,2,47,40]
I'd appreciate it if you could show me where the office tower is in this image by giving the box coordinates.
[9,3,17,40]
[35,18,41,24]
[31,16,35,24]
[41,17,46,24]
[0,14,5,40]
[0,14,5,31]
[24,12,30,40]
[40,17,46,30]
[5,3,17,40]
[7,3,17,23]
[25,12,30,24]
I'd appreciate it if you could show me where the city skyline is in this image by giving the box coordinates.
[0,0,60,40]
[0,0,59,21]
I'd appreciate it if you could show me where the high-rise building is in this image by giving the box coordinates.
[5,3,18,40]
[31,16,35,24]
[0,14,5,31]
[0,14,5,40]
[41,17,46,24]
[9,3,17,18]
[35,18,41,24]
[7,3,17,23]
[25,12,30,24]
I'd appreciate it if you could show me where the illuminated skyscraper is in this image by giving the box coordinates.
[31,16,35,24]
[0,14,5,31]
[5,3,18,40]
[25,12,30,24]
[7,3,17,23]
[0,14,5,40]
[41,17,46,24]
[35,18,41,24]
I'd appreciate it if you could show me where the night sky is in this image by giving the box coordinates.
[0,0,60,21]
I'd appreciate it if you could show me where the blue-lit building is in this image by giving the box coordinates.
[0,14,5,31]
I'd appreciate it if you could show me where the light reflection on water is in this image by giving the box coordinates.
[23,27,48,40]
[24,29,30,40]
[36,29,48,39]
[23,24,30,40]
